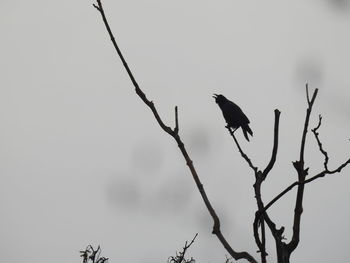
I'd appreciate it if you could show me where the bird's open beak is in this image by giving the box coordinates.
[213,94,218,99]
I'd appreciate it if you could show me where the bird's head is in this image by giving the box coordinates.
[213,94,228,106]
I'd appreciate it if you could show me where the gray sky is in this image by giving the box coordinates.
[0,0,349,262]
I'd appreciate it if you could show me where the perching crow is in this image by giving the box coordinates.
[213,94,253,141]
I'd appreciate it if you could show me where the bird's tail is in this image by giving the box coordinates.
[242,124,253,141]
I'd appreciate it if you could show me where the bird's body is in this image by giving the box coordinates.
[213,94,253,141]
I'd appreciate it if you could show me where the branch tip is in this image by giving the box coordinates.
[311,115,329,170]
[94,2,257,262]
[313,114,322,132]
[174,106,179,134]
[262,108,281,179]
[306,83,310,104]
[93,4,101,11]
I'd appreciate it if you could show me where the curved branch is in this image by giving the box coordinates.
[262,109,281,180]
[93,1,257,262]
[312,115,329,170]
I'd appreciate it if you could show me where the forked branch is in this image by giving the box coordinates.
[287,85,317,253]
[264,113,349,213]
[227,109,281,262]
[312,115,329,170]
[169,234,198,263]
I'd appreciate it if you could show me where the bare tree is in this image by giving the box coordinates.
[93,1,350,262]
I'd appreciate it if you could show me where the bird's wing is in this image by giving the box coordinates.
[224,101,250,124]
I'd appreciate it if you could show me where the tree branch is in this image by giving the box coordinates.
[289,86,316,251]
[287,85,318,252]
[227,111,282,262]
[174,106,179,135]
[93,0,174,136]
[93,1,257,262]
[262,109,281,180]
[263,107,350,214]
[226,127,258,173]
[169,234,198,263]
[311,115,329,171]
[299,84,318,163]
[263,156,350,215]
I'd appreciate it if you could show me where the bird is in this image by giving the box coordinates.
[213,94,253,141]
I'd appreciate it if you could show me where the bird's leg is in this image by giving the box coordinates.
[225,125,238,134]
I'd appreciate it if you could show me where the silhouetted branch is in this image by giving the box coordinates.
[93,0,173,136]
[252,175,279,263]
[227,111,282,262]
[92,4,101,12]
[226,127,258,172]
[262,109,281,180]
[93,1,257,262]
[299,84,318,163]
[225,255,234,263]
[263,108,349,216]
[174,106,179,135]
[311,115,329,170]
[287,85,316,253]
[263,157,350,215]
[306,160,350,180]
[169,234,198,263]
[305,83,311,104]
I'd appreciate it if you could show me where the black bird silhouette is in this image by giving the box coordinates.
[213,94,253,141]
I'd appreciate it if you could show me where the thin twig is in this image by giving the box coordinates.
[173,234,198,263]
[263,112,349,213]
[226,127,258,172]
[306,83,310,104]
[93,0,173,136]
[312,115,329,171]
[264,157,350,213]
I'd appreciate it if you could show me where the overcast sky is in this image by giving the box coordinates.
[0,0,349,262]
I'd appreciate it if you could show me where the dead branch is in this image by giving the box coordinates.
[227,110,281,263]
[287,85,318,253]
[93,1,257,262]
[263,158,350,214]
[169,234,198,263]
[262,109,281,180]
[312,115,329,170]
[227,127,258,172]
